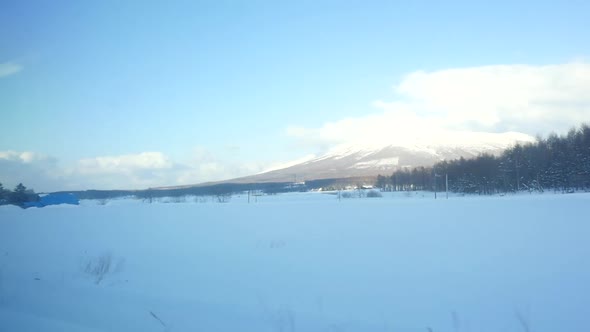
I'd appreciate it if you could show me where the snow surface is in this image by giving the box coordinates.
[1,191,589,332]
[351,157,400,169]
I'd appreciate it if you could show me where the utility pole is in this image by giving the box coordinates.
[433,170,448,199]
[434,168,443,199]
[446,173,449,199]
[516,156,520,192]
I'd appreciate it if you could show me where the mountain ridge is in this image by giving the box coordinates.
[234,131,536,184]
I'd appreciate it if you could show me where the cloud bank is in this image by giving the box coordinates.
[288,62,590,148]
[0,150,266,192]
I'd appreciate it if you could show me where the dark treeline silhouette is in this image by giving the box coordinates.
[56,177,376,201]
[376,124,590,195]
[0,182,40,207]
[376,166,433,192]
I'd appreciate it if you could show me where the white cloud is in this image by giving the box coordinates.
[0,62,22,78]
[0,151,51,163]
[394,62,590,132]
[76,152,173,175]
[68,150,266,190]
[287,62,590,148]
[65,152,176,190]
[0,151,61,192]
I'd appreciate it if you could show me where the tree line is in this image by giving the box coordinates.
[375,123,590,195]
[0,183,40,207]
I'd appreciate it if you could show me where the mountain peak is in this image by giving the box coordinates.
[236,131,535,184]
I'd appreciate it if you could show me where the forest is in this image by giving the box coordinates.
[0,182,40,207]
[376,124,590,195]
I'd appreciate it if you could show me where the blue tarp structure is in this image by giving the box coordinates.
[23,193,79,208]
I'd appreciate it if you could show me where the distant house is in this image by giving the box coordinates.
[22,193,79,208]
[283,181,307,192]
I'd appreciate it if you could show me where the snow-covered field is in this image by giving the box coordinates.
[1,191,589,332]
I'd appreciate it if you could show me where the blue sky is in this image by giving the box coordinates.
[1,1,589,191]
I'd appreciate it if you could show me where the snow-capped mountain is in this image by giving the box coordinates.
[237,131,535,183]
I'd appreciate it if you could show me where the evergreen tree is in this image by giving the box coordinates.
[10,183,29,205]
[0,182,7,203]
[8,183,40,207]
